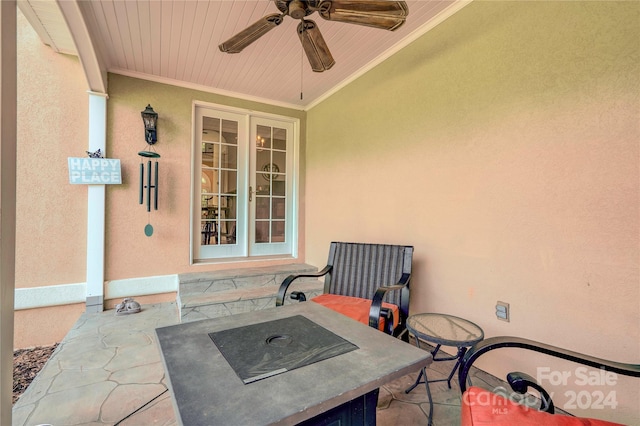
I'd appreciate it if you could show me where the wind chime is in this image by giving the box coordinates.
[139,104,160,237]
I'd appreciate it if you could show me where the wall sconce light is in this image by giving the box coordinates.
[141,104,158,144]
[138,104,160,237]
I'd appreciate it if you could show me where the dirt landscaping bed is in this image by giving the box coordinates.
[13,343,58,404]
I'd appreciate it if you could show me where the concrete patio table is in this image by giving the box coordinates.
[156,302,432,425]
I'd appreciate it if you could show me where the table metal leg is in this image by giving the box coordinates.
[438,347,468,389]
[403,313,484,425]
[404,334,470,425]
[404,368,424,394]
[424,367,433,426]
[406,342,470,391]
[404,367,433,425]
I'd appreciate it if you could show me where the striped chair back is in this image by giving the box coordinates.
[324,242,413,319]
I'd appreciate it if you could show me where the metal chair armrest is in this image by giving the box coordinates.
[507,371,555,413]
[368,275,410,331]
[289,291,306,302]
[380,308,394,335]
[275,265,332,306]
[458,336,640,414]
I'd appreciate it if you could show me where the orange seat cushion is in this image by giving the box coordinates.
[311,294,399,331]
[461,386,623,426]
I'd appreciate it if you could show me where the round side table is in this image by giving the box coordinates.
[405,313,484,392]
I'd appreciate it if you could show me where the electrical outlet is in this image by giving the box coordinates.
[496,301,510,322]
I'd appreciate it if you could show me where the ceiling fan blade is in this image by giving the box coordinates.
[219,13,284,53]
[298,19,335,72]
[318,1,408,31]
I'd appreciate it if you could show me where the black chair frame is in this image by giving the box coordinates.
[458,336,640,415]
[276,242,413,338]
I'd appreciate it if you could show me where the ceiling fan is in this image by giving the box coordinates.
[219,0,409,72]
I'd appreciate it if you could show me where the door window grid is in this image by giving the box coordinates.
[255,125,286,244]
[201,117,238,246]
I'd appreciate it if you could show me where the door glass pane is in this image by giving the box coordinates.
[202,143,216,168]
[255,221,269,243]
[201,116,238,246]
[271,221,285,242]
[256,125,271,149]
[221,145,237,168]
[254,125,287,244]
[273,127,287,150]
[220,171,237,194]
[223,220,236,244]
[272,151,286,174]
[222,120,238,145]
[256,196,269,220]
[272,181,285,197]
[272,198,285,220]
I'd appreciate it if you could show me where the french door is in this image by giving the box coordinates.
[192,104,297,262]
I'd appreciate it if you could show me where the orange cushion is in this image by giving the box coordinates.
[461,386,624,426]
[312,294,399,331]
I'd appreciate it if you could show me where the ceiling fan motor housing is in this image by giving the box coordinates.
[275,0,319,19]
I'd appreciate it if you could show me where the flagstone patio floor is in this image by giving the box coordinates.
[12,302,505,426]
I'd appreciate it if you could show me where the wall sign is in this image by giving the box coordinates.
[68,157,122,184]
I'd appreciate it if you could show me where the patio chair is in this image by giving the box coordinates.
[458,336,640,425]
[276,242,413,338]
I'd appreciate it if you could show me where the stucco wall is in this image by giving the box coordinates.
[14,8,88,347]
[305,1,639,422]
[16,9,87,289]
[105,74,307,281]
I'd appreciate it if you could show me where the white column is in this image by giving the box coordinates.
[0,1,16,423]
[86,91,108,313]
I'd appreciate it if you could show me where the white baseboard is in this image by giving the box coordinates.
[105,274,179,300]
[15,283,86,310]
[14,274,179,310]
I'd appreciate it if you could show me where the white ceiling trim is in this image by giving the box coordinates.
[18,1,57,51]
[110,67,306,111]
[18,0,76,55]
[57,0,108,93]
[305,0,473,110]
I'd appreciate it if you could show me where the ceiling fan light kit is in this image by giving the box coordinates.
[219,0,408,72]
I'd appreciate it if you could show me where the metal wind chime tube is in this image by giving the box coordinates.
[138,158,159,212]
[154,160,159,209]
[139,162,144,205]
[138,104,161,236]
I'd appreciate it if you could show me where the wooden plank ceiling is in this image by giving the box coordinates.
[23,0,464,109]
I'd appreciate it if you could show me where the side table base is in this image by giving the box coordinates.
[403,313,485,426]
[404,344,471,426]
[404,367,434,426]
[406,343,469,388]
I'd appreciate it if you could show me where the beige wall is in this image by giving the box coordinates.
[16,9,88,289]
[105,74,307,281]
[306,1,638,422]
[14,9,88,347]
[14,304,85,349]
